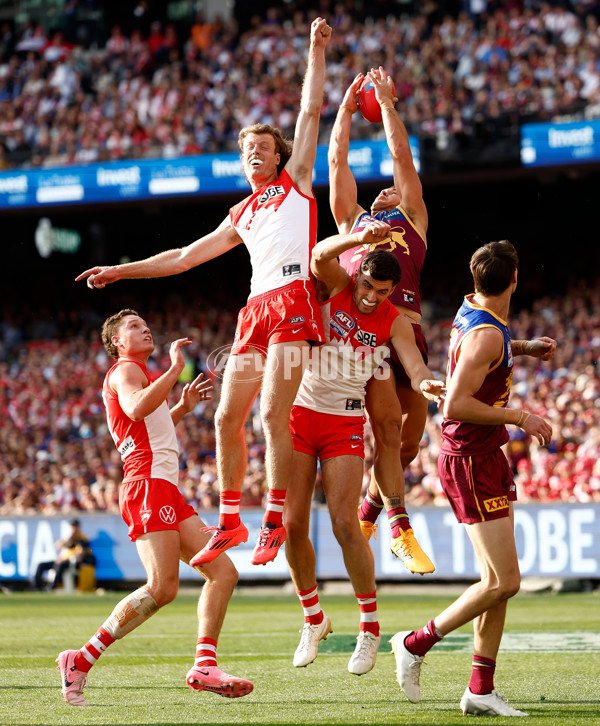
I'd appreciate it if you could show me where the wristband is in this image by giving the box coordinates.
[516,411,529,427]
[339,106,354,114]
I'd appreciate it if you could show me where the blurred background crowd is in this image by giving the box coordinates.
[2,279,599,516]
[1,0,600,169]
[1,0,600,517]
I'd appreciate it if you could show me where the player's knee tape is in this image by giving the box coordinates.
[103,587,159,639]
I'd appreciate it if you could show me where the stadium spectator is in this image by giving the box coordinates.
[1,2,600,168]
[33,517,95,591]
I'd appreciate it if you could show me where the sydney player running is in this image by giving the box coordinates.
[329,68,431,563]
[76,18,332,567]
[391,241,555,716]
[285,222,445,676]
[56,310,253,706]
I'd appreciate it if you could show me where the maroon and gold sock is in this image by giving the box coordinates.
[404,619,443,656]
[358,490,384,524]
[387,506,411,537]
[469,655,496,694]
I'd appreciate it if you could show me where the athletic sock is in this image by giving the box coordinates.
[195,637,218,668]
[356,591,379,637]
[387,505,411,537]
[262,488,286,527]
[218,490,241,530]
[296,585,324,625]
[358,489,384,524]
[469,654,496,694]
[404,619,443,656]
[74,626,116,672]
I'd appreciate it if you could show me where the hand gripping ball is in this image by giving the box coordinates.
[357,76,396,123]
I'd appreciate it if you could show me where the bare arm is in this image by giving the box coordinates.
[170,373,213,427]
[389,316,445,402]
[76,216,242,289]
[311,220,391,294]
[444,328,553,445]
[286,17,331,194]
[511,336,556,361]
[369,67,428,237]
[111,339,190,421]
[328,73,365,232]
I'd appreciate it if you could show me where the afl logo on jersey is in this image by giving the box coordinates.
[258,185,285,204]
[330,310,356,338]
[289,315,306,324]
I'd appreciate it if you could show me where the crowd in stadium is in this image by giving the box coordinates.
[2,1,600,168]
[1,277,598,516]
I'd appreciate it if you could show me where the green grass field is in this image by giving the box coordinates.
[1,587,598,725]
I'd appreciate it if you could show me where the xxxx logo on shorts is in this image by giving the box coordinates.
[159,506,176,524]
[483,496,509,513]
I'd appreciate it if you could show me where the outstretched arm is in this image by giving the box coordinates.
[76,216,242,289]
[328,73,365,232]
[311,220,391,294]
[445,328,553,446]
[389,316,445,403]
[286,17,331,194]
[369,67,428,237]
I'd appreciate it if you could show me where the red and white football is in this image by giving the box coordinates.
[357,76,396,123]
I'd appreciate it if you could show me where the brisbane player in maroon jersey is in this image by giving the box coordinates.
[329,67,432,570]
[390,241,555,717]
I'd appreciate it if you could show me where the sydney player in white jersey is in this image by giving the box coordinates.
[76,18,332,567]
[284,222,445,677]
[56,310,254,706]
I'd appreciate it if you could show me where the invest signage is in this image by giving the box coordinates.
[0,137,420,211]
[521,120,600,167]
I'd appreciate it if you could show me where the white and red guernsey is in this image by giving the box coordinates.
[229,168,318,298]
[102,359,179,485]
[294,281,399,416]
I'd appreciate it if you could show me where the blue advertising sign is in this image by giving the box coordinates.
[521,120,600,167]
[1,502,597,583]
[0,137,420,211]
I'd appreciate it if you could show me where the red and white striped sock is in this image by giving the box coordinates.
[218,490,241,530]
[74,627,116,673]
[296,585,324,625]
[195,637,218,668]
[356,591,379,637]
[262,488,286,527]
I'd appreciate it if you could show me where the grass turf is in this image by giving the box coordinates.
[0,588,598,725]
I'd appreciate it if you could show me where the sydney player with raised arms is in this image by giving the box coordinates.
[284,221,445,677]
[76,18,332,567]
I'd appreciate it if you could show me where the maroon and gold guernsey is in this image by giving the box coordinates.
[339,205,427,316]
[441,294,514,456]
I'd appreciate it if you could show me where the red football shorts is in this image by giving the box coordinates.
[231,279,325,356]
[386,322,428,387]
[289,405,365,460]
[438,448,517,524]
[119,478,197,542]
